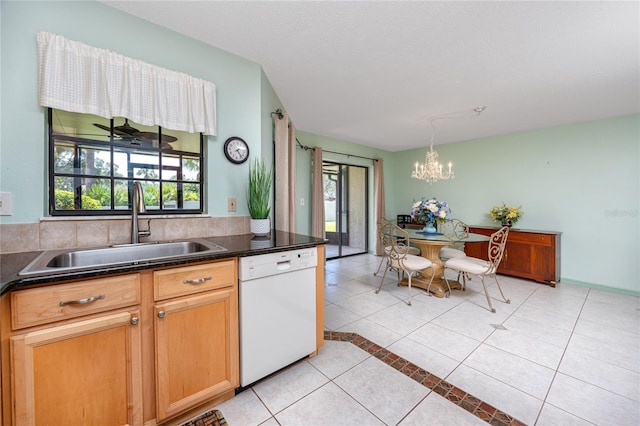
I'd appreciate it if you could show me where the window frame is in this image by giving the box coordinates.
[48,108,205,216]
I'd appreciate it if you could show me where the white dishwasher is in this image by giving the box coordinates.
[238,247,318,387]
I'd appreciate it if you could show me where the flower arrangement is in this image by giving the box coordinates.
[410,197,451,225]
[489,203,523,226]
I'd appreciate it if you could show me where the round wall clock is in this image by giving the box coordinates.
[223,136,249,164]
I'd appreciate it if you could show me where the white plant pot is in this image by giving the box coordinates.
[250,218,271,236]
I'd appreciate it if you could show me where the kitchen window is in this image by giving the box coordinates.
[49,108,204,215]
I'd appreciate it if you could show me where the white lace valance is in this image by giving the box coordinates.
[37,31,217,135]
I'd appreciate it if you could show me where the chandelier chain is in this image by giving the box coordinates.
[411,106,486,184]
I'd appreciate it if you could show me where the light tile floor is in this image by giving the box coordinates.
[213,254,640,425]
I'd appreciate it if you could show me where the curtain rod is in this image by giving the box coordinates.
[296,139,377,161]
[271,109,378,161]
[271,109,284,119]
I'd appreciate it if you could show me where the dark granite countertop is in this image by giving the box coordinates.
[0,231,327,295]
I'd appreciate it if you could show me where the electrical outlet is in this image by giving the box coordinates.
[300,198,305,206]
[227,197,237,212]
[0,192,12,216]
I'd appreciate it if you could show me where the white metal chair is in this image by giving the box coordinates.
[375,219,434,305]
[374,217,420,277]
[439,219,470,286]
[443,226,511,312]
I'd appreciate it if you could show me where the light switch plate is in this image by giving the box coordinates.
[0,192,12,216]
[227,197,237,212]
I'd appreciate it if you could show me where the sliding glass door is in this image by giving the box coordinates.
[323,161,368,259]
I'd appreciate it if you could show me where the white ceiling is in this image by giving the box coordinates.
[102,1,639,151]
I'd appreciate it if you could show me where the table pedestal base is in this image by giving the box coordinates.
[399,275,462,298]
[399,239,462,298]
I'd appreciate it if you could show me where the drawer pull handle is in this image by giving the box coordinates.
[183,276,212,285]
[59,294,105,306]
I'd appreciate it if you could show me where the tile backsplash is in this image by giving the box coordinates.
[0,216,250,254]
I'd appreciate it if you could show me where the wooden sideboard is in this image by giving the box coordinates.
[466,226,561,286]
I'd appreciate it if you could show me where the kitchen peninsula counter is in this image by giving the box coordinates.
[1,231,327,295]
[1,230,327,425]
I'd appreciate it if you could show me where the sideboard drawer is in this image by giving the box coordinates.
[507,232,552,245]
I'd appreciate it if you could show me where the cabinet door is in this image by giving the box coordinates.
[10,310,142,426]
[500,241,533,275]
[154,287,239,421]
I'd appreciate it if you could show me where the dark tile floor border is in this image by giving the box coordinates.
[325,330,527,426]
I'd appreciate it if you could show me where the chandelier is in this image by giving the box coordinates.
[411,106,486,184]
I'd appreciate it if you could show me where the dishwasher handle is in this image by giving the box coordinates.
[276,260,291,271]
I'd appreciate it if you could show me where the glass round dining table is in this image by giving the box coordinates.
[403,229,490,297]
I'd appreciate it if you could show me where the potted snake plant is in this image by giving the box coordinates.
[247,157,273,236]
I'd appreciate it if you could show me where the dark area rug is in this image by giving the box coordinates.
[179,409,227,426]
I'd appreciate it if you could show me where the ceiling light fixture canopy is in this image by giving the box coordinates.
[411,106,486,184]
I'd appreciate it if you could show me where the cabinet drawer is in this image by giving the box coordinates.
[154,260,236,301]
[11,274,141,330]
[507,232,552,245]
[470,227,553,246]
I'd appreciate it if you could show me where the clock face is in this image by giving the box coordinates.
[223,137,249,164]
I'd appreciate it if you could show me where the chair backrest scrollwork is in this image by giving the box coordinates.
[487,226,510,273]
[452,219,469,240]
[376,217,389,250]
[378,218,412,267]
[441,219,469,241]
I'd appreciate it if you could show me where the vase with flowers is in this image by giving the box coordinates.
[489,203,523,227]
[410,197,451,233]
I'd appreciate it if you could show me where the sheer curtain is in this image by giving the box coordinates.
[311,148,325,239]
[273,111,296,233]
[37,31,217,135]
[373,158,386,256]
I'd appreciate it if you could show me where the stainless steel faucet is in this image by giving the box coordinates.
[131,182,151,244]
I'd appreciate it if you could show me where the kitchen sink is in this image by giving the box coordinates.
[18,239,227,276]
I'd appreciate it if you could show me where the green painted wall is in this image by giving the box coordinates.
[392,115,639,292]
[0,0,263,222]
[258,69,283,216]
[260,69,283,162]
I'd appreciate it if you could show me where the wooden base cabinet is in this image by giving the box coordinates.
[154,261,239,422]
[467,226,561,285]
[11,310,143,425]
[1,258,240,426]
[5,274,142,426]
